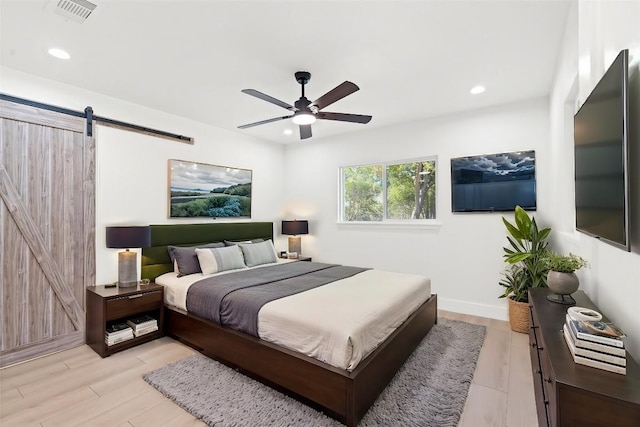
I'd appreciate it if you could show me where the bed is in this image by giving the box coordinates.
[141,222,437,427]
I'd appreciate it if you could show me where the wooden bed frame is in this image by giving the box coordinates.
[141,222,438,427]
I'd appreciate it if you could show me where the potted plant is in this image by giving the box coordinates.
[542,252,588,305]
[499,264,530,333]
[502,206,551,289]
[500,206,551,333]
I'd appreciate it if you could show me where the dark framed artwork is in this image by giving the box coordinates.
[168,159,252,218]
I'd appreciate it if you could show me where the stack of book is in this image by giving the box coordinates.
[105,323,134,346]
[126,314,158,337]
[563,314,626,375]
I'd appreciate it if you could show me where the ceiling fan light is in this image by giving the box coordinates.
[292,111,316,125]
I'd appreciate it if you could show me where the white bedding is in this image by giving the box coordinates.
[155,261,431,371]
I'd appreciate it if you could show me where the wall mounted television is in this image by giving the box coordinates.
[574,49,630,251]
[451,150,536,212]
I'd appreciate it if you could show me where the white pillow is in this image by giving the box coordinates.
[239,239,278,267]
[195,245,246,275]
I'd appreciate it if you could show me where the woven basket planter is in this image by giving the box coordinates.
[508,296,530,334]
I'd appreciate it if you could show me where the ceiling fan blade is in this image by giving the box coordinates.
[237,116,291,129]
[311,81,359,111]
[241,89,294,111]
[299,125,312,139]
[317,112,372,124]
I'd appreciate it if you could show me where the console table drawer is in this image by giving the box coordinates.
[539,346,557,427]
[106,290,162,320]
[530,349,548,427]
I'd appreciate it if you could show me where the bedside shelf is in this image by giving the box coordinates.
[86,283,164,357]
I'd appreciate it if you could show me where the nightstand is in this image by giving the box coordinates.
[86,283,164,357]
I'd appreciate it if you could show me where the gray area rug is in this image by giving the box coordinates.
[144,318,486,426]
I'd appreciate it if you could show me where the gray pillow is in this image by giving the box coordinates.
[168,242,225,277]
[224,238,264,246]
[195,245,247,274]
[239,240,277,267]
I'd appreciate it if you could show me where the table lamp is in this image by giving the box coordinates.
[281,220,308,257]
[106,226,151,287]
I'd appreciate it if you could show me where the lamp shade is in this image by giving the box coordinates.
[106,226,151,249]
[282,220,309,236]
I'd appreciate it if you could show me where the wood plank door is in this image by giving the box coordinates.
[0,99,95,367]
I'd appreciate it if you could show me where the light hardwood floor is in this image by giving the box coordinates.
[0,311,538,426]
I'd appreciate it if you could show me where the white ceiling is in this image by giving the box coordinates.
[0,0,572,144]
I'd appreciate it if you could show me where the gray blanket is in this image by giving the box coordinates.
[186,262,369,336]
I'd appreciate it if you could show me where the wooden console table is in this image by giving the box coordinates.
[528,288,640,427]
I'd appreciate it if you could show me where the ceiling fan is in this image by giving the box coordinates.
[238,71,372,140]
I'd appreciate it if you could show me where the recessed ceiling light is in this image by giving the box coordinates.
[48,48,70,59]
[283,129,293,136]
[470,85,485,95]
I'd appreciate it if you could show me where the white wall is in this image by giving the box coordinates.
[283,98,550,320]
[0,67,287,285]
[548,0,640,360]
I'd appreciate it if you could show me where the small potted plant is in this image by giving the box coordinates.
[542,252,588,305]
[499,264,531,333]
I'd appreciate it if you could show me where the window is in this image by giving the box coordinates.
[340,158,437,223]
[342,165,383,221]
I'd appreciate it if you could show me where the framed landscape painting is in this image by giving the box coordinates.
[168,159,252,218]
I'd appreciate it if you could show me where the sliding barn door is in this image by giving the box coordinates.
[0,99,95,367]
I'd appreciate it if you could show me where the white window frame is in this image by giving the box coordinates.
[338,156,441,229]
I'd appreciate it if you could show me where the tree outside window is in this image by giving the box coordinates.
[343,165,383,221]
[387,161,436,219]
[341,158,436,222]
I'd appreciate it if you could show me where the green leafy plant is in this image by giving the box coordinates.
[501,206,551,301]
[499,264,529,302]
[542,252,588,273]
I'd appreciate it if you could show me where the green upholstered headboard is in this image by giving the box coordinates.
[141,222,274,280]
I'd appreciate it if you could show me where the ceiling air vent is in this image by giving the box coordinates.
[48,0,97,24]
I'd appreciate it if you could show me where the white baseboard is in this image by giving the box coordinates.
[438,297,509,321]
